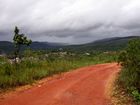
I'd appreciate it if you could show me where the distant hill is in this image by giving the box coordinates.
[29,42,66,50]
[0,41,65,54]
[64,36,140,52]
[0,41,14,54]
[86,36,140,51]
[0,36,140,54]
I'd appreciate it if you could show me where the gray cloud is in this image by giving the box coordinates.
[0,0,140,44]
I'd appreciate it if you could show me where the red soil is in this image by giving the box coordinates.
[0,63,120,105]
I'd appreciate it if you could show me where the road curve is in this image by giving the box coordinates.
[0,63,120,105]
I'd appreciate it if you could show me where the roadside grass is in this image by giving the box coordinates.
[118,68,140,104]
[0,52,118,90]
[111,79,136,105]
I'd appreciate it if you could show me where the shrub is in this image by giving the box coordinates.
[118,39,140,102]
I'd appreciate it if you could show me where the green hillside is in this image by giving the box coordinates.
[65,36,140,52]
[0,36,140,54]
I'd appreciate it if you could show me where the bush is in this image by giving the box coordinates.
[118,39,140,102]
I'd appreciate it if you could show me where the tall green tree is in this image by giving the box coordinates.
[13,26,32,63]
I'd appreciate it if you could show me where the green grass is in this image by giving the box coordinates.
[0,52,118,90]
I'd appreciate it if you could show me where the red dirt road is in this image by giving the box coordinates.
[0,63,120,105]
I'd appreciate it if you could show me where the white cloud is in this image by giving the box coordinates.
[0,0,140,44]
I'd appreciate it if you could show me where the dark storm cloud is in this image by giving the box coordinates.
[0,0,140,44]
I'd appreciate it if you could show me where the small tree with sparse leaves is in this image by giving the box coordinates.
[13,26,32,63]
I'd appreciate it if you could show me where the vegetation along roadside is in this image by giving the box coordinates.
[111,39,140,105]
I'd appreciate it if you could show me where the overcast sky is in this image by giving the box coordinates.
[0,0,140,44]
